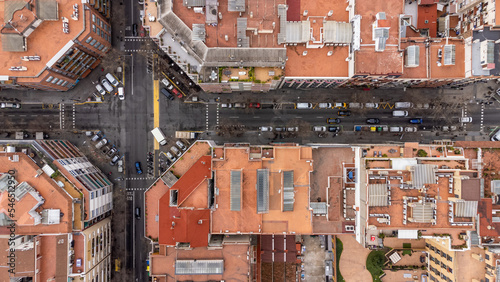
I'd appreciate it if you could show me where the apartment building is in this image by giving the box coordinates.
[0,142,112,281]
[141,0,499,92]
[0,0,112,91]
[36,140,113,228]
[426,238,457,282]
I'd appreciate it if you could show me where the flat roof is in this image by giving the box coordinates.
[0,153,73,234]
[354,0,403,75]
[0,0,85,77]
[285,45,349,77]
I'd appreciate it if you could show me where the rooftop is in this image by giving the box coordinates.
[0,153,73,235]
[0,0,85,77]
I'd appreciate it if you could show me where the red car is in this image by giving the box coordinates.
[249,103,261,108]
[171,88,183,98]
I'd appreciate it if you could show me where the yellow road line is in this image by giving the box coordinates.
[153,79,160,150]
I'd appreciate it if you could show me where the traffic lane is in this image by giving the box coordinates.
[134,189,147,282]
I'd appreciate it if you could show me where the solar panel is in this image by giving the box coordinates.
[257,169,269,213]
[175,259,224,275]
[283,171,294,211]
[230,170,241,211]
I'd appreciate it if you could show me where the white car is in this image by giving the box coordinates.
[118,87,124,100]
[105,73,119,87]
[176,140,186,151]
[259,126,272,132]
[491,130,500,141]
[101,78,114,93]
[460,117,472,123]
[405,127,417,132]
[95,84,106,95]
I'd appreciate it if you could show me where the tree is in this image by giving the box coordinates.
[417,149,428,157]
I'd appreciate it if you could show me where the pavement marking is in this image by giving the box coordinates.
[480,104,485,131]
[153,79,160,150]
[60,103,64,129]
[125,188,149,191]
[253,116,260,118]
[216,100,220,126]
[72,104,76,129]
[205,104,209,131]
[229,116,239,119]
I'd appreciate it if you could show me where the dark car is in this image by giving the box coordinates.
[274,127,285,132]
[161,88,174,100]
[328,126,339,132]
[337,110,351,116]
[135,207,141,219]
[135,162,143,174]
[420,255,425,263]
[409,118,423,124]
[366,118,380,124]
[326,118,341,124]
[249,103,261,108]
[132,23,138,37]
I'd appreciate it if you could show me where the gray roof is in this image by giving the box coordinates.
[0,173,18,192]
[175,259,224,275]
[204,48,287,67]
[471,27,500,76]
[277,4,287,44]
[410,202,434,223]
[310,202,327,215]
[36,0,59,21]
[1,34,26,52]
[411,164,437,189]
[236,18,249,47]
[405,45,419,67]
[3,1,27,23]
[183,0,205,6]
[228,0,245,12]
[230,170,241,211]
[368,184,388,207]
[454,200,478,217]
[256,169,269,213]
[285,21,310,43]
[192,24,206,42]
[283,171,294,211]
[205,0,218,24]
[444,44,456,66]
[492,180,500,195]
[323,21,352,44]
[161,171,179,188]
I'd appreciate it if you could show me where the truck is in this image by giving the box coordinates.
[175,131,197,139]
[151,127,167,146]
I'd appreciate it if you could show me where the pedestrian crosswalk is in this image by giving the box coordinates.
[124,49,156,53]
[124,38,152,42]
[125,177,154,181]
[126,187,148,191]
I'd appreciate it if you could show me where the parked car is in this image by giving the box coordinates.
[170,146,181,157]
[171,87,182,98]
[409,118,423,124]
[101,78,114,93]
[249,103,261,108]
[110,155,120,166]
[105,73,119,87]
[166,152,177,162]
[491,129,500,141]
[161,78,171,88]
[135,207,141,219]
[259,126,273,131]
[91,133,101,142]
[366,118,380,124]
[286,127,299,132]
[135,162,143,174]
[95,139,107,149]
[328,126,339,132]
[326,118,341,124]
[161,88,174,100]
[334,102,347,109]
[459,117,472,123]
[176,140,186,151]
[312,126,326,132]
[118,87,125,100]
[132,23,138,37]
[274,127,286,132]
[1,103,21,109]
[337,110,351,116]
[221,103,232,108]
[405,126,417,132]
[365,103,379,109]
[95,84,106,95]
[233,103,246,108]
[318,103,332,109]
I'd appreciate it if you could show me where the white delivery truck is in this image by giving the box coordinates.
[175,131,197,139]
[151,127,167,145]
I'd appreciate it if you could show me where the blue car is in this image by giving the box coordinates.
[409,118,423,124]
[135,162,143,174]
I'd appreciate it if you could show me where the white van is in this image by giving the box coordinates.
[491,130,500,141]
[395,102,413,109]
[95,84,106,95]
[318,103,332,109]
[105,73,119,87]
[101,78,114,93]
[389,126,403,132]
[296,103,313,109]
[392,110,408,117]
[118,87,124,100]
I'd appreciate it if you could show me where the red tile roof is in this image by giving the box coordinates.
[478,199,500,237]
[158,156,212,247]
[287,0,301,21]
[417,5,437,38]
